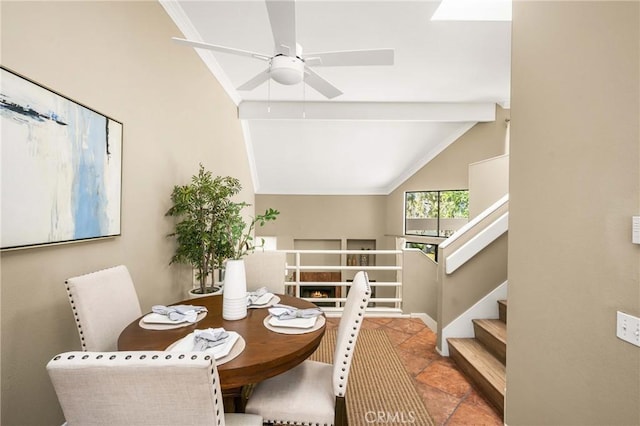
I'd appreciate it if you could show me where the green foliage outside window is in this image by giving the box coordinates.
[405,190,469,237]
[405,191,438,218]
[439,190,469,218]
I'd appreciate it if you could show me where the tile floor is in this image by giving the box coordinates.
[325,317,504,426]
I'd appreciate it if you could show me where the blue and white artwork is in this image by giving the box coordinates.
[1,67,122,249]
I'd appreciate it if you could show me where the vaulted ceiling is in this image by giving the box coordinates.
[160,0,511,195]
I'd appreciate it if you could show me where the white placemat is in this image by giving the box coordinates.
[216,336,245,365]
[165,331,246,366]
[263,315,326,335]
[248,294,281,309]
[138,311,207,330]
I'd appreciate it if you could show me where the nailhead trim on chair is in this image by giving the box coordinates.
[50,351,226,426]
[334,277,371,399]
[65,267,121,350]
[65,283,88,351]
[64,265,143,352]
[50,351,226,425]
[49,352,217,363]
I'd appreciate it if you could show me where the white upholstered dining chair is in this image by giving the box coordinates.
[46,351,263,426]
[244,271,371,426]
[243,250,287,294]
[65,265,142,351]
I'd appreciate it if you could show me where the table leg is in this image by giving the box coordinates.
[223,386,250,413]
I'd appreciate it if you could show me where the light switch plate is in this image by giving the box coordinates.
[617,311,640,347]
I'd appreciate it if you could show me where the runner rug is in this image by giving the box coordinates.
[309,328,435,426]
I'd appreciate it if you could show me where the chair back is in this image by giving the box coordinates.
[243,251,286,294]
[65,265,142,351]
[332,271,371,398]
[47,351,226,426]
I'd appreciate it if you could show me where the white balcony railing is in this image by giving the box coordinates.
[279,249,404,316]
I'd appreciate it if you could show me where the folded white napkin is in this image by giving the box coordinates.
[247,287,271,306]
[151,304,207,323]
[268,304,323,320]
[193,328,229,351]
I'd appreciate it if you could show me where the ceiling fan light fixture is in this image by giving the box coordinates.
[173,3,392,98]
[270,55,304,85]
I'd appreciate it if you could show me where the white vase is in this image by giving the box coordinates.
[222,259,247,320]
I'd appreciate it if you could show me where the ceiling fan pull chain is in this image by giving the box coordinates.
[267,78,271,113]
[302,80,306,119]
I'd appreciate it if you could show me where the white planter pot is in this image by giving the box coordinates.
[222,259,247,320]
[187,285,222,299]
[188,269,222,299]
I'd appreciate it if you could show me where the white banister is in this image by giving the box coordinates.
[445,212,509,274]
[440,193,509,249]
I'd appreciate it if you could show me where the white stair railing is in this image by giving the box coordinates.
[440,194,509,274]
[279,249,403,316]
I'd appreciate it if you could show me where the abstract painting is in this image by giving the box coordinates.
[1,67,122,250]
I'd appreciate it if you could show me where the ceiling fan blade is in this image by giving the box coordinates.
[265,0,297,56]
[172,37,271,61]
[303,48,394,67]
[237,69,272,91]
[304,66,342,99]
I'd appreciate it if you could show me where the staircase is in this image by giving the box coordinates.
[448,299,507,416]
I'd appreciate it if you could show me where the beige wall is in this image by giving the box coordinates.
[0,2,252,425]
[469,154,509,218]
[256,195,387,243]
[507,2,639,424]
[402,249,438,318]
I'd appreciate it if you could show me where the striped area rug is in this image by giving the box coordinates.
[309,329,435,426]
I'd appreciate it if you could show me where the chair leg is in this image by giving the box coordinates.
[335,396,348,426]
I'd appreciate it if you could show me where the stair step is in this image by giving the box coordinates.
[448,338,505,414]
[498,299,507,323]
[473,319,506,364]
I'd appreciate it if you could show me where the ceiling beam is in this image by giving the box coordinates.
[238,101,496,122]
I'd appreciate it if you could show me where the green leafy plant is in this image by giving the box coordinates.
[221,204,280,260]
[166,164,279,294]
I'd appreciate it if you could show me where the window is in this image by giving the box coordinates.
[405,241,438,261]
[405,190,469,237]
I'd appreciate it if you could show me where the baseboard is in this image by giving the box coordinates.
[439,280,508,356]
[411,312,437,333]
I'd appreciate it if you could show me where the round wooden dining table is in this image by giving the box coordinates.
[117,294,326,392]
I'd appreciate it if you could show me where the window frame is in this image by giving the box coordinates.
[404,189,469,237]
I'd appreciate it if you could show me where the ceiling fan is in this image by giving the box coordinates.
[172,0,394,99]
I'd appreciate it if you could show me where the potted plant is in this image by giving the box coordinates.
[166,164,242,296]
[166,164,280,299]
